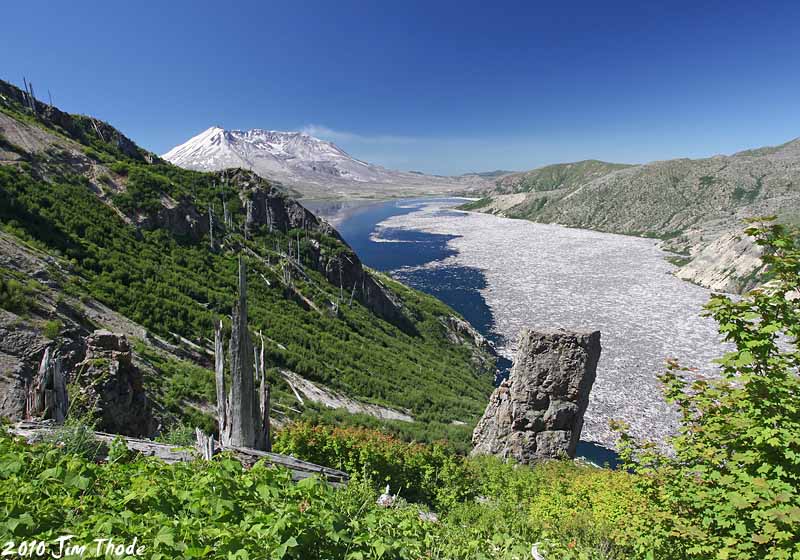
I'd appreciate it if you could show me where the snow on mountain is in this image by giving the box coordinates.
[162,126,490,197]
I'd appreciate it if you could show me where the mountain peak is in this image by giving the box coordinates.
[162,126,492,196]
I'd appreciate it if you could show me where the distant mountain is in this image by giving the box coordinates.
[463,139,800,293]
[163,127,490,198]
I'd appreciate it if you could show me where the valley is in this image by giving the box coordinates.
[164,125,800,297]
[317,199,725,450]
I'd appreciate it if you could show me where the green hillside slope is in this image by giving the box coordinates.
[0,80,495,444]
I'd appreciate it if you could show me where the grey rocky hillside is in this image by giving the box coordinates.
[465,140,800,293]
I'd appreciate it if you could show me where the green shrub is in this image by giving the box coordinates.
[107,435,135,464]
[155,422,196,447]
[0,426,660,559]
[616,220,800,560]
[274,421,666,558]
[274,422,473,510]
[41,417,103,461]
[0,277,32,314]
[109,161,129,175]
[42,319,61,339]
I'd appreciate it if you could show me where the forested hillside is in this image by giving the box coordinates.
[0,79,495,445]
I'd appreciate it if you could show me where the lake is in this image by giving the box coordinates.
[307,197,724,462]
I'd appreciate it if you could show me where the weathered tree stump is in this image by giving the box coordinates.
[25,346,67,423]
[215,257,271,451]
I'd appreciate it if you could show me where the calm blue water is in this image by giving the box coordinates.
[309,197,619,467]
[330,199,504,346]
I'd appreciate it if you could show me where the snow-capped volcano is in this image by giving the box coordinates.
[163,126,490,197]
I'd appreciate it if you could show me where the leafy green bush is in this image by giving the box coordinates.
[107,435,135,464]
[155,423,196,447]
[274,422,473,510]
[299,405,475,453]
[0,277,32,314]
[42,319,61,339]
[616,220,800,559]
[275,421,669,558]
[112,167,170,214]
[0,426,661,559]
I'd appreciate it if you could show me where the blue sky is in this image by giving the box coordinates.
[2,0,799,175]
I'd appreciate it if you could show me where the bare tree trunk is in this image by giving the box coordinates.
[227,257,260,449]
[257,331,271,451]
[208,205,215,250]
[245,200,254,239]
[195,428,215,460]
[260,377,271,451]
[52,354,67,423]
[213,258,270,450]
[214,320,229,445]
[25,346,67,422]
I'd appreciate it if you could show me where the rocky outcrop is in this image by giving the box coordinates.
[441,315,498,376]
[0,314,50,421]
[674,231,764,293]
[136,196,210,241]
[242,177,323,235]
[238,176,412,330]
[471,328,601,462]
[71,330,153,437]
[0,80,150,162]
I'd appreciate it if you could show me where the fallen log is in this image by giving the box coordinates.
[9,420,349,487]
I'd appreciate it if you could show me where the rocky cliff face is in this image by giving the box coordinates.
[237,172,411,329]
[471,328,601,461]
[441,315,498,377]
[672,230,764,293]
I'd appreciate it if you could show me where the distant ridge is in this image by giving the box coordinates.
[463,138,800,293]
